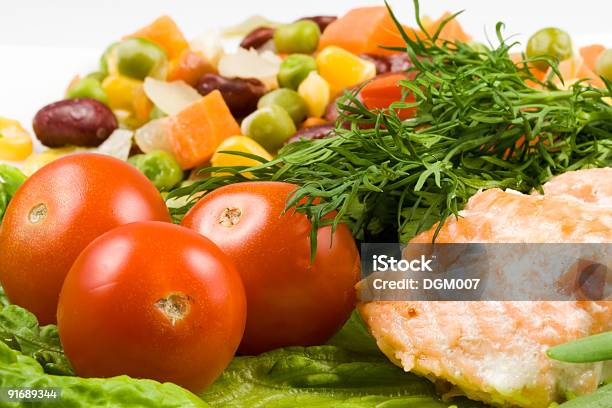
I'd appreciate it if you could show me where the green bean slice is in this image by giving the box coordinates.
[547,331,612,363]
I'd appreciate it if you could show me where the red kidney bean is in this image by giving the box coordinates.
[297,16,338,33]
[286,124,335,144]
[360,53,413,75]
[33,98,118,148]
[359,54,391,75]
[387,53,412,72]
[195,74,266,118]
[240,27,275,50]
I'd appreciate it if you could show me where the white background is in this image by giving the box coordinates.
[1,0,611,130]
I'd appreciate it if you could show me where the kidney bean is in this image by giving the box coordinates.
[359,53,391,75]
[286,124,335,144]
[297,16,337,33]
[240,27,275,50]
[33,98,118,148]
[359,53,413,75]
[387,53,412,72]
[195,74,266,118]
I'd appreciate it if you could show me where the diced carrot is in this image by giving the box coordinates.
[360,73,415,119]
[424,12,471,43]
[548,57,605,88]
[580,44,605,72]
[167,50,216,86]
[126,15,188,60]
[318,7,413,56]
[168,90,241,169]
[510,53,547,87]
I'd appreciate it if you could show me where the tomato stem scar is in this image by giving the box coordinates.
[28,203,48,224]
[155,293,192,325]
[219,207,242,227]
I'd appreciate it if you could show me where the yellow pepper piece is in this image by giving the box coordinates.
[316,46,376,96]
[298,71,331,118]
[102,75,152,127]
[22,147,79,176]
[0,117,33,161]
[211,136,272,177]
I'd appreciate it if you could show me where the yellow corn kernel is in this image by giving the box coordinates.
[22,147,78,175]
[316,46,376,96]
[211,136,272,176]
[102,75,151,128]
[298,71,330,118]
[0,117,33,161]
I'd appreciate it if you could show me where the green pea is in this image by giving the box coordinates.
[66,77,109,104]
[526,27,573,71]
[241,105,297,151]
[85,71,107,82]
[258,89,308,125]
[99,42,118,77]
[113,38,168,80]
[274,20,321,54]
[128,150,183,191]
[595,49,612,81]
[278,54,318,90]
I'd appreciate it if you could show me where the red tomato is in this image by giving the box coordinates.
[181,181,360,354]
[0,153,170,324]
[57,221,246,392]
[360,72,416,120]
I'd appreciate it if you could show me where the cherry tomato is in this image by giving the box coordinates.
[181,181,359,354]
[57,221,246,392]
[0,153,170,324]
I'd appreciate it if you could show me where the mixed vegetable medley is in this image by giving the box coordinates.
[0,0,611,407]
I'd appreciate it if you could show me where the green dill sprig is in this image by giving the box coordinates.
[169,0,612,253]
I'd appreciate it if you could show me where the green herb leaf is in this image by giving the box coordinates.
[169,1,612,248]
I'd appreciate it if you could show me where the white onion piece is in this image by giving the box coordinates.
[221,15,281,37]
[218,48,281,90]
[96,129,133,161]
[134,118,172,154]
[190,29,225,68]
[143,78,201,116]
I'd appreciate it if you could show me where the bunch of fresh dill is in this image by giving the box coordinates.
[170,0,612,248]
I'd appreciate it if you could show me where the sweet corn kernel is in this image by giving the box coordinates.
[211,136,272,177]
[102,75,151,127]
[0,117,34,161]
[316,46,376,96]
[298,71,330,118]
[22,147,78,176]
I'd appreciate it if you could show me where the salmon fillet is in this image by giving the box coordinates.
[359,168,612,408]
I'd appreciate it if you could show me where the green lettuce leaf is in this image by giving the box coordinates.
[0,341,207,407]
[0,304,73,376]
[0,164,26,221]
[558,383,612,408]
[326,310,381,356]
[201,345,485,407]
